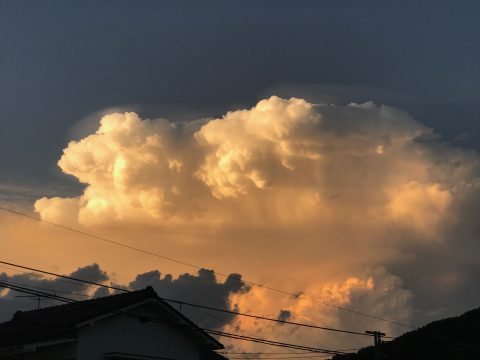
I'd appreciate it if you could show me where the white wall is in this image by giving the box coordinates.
[76,302,201,360]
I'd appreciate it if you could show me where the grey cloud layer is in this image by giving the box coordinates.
[0,264,108,322]
[129,269,248,329]
[0,265,247,330]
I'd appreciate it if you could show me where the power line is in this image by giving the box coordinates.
[222,356,331,359]
[162,298,395,339]
[1,278,93,299]
[0,281,351,357]
[1,274,336,360]
[201,329,347,356]
[0,281,72,303]
[226,352,331,360]
[0,260,393,339]
[220,348,363,356]
[0,260,128,293]
[0,205,415,330]
[229,353,331,360]
[219,352,340,359]
[0,206,204,271]
[219,352,331,355]
[191,310,324,360]
[0,281,226,358]
[0,278,339,360]
[187,302,329,360]
[0,264,94,289]
[0,281,178,326]
[227,358,331,360]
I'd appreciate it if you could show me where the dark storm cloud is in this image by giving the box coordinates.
[129,269,249,329]
[0,265,249,330]
[0,264,109,322]
[70,263,109,283]
[92,286,111,299]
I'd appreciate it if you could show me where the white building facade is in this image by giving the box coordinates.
[0,287,225,360]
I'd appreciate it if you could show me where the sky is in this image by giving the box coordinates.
[1,0,480,352]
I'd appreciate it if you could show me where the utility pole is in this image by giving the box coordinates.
[365,330,385,360]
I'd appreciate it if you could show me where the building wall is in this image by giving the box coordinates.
[76,303,200,360]
[0,341,76,360]
[23,341,76,360]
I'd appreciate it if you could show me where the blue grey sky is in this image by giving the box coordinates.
[1,0,479,189]
[3,1,480,336]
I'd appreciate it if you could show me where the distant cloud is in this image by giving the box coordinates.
[223,268,413,350]
[0,264,247,330]
[0,264,108,322]
[129,268,248,329]
[0,264,413,351]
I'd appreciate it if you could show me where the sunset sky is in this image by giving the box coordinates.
[1,0,480,352]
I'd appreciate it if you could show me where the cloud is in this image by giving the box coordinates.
[25,96,480,342]
[0,264,411,352]
[195,97,323,198]
[34,96,450,232]
[35,112,208,223]
[0,264,109,322]
[129,268,248,329]
[387,181,452,238]
[222,268,413,351]
[0,264,247,331]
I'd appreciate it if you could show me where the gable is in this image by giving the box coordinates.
[0,287,222,351]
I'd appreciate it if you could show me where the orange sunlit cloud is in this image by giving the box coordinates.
[3,96,480,348]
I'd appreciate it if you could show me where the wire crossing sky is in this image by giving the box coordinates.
[0,259,397,339]
[1,1,480,353]
[0,279,351,357]
[0,212,411,331]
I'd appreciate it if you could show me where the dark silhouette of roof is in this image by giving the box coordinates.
[0,286,222,350]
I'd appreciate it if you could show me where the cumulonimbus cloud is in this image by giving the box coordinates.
[34,96,470,235]
[29,96,480,343]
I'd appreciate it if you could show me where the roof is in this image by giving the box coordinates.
[0,286,223,350]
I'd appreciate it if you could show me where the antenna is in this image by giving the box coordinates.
[15,295,45,309]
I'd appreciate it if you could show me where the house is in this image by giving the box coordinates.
[0,286,227,360]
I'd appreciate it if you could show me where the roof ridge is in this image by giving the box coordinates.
[11,286,157,320]
[0,286,223,351]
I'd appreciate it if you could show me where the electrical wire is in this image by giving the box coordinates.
[1,280,344,360]
[0,260,393,339]
[0,263,97,289]
[187,305,327,360]
[219,352,336,359]
[0,206,415,330]
[0,281,351,357]
[0,281,214,358]
[201,329,347,355]
[222,356,332,359]
[2,278,94,298]
[162,298,392,338]
[226,356,332,359]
